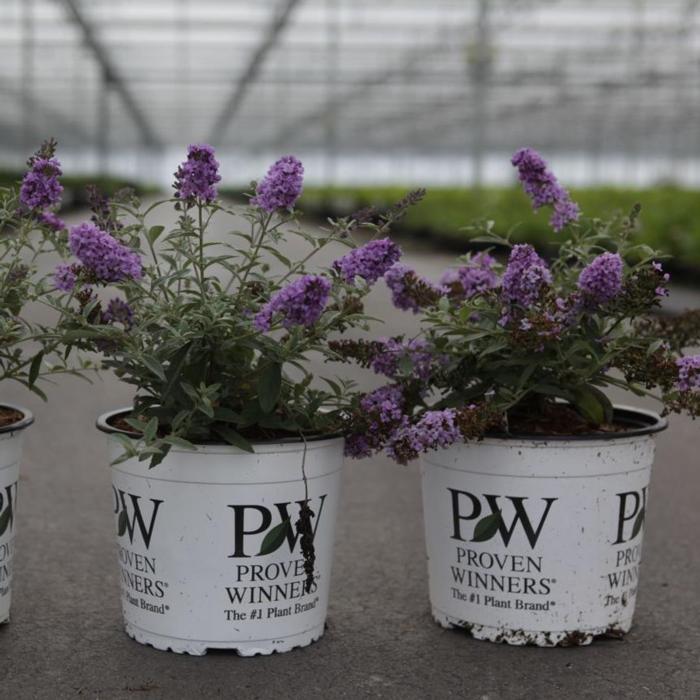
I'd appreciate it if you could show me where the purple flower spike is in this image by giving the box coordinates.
[54,263,77,292]
[384,263,444,313]
[69,222,142,283]
[387,408,461,462]
[333,238,401,285]
[440,252,500,298]
[251,155,304,212]
[20,157,63,211]
[511,147,580,231]
[370,337,444,384]
[578,252,623,305]
[677,355,700,392]
[173,144,221,203]
[344,434,373,459]
[501,244,552,307]
[254,274,331,331]
[38,210,67,232]
[102,298,134,329]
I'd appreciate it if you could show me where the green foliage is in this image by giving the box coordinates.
[299,185,700,269]
[54,184,414,465]
[0,185,91,395]
[418,209,698,428]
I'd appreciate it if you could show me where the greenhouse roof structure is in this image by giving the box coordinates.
[1,0,699,184]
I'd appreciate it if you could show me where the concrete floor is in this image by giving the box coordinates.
[0,204,699,699]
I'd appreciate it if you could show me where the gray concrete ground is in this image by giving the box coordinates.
[1,204,699,699]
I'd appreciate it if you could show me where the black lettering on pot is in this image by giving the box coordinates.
[614,488,647,544]
[112,487,163,549]
[0,482,17,537]
[227,496,326,558]
[448,489,557,548]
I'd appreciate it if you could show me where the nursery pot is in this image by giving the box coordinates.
[0,404,34,624]
[97,409,344,656]
[420,405,666,647]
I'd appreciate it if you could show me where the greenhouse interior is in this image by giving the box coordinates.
[0,2,699,699]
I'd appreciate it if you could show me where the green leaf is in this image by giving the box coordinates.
[573,385,612,425]
[147,225,165,244]
[472,511,502,543]
[117,509,128,537]
[163,341,193,395]
[148,445,170,469]
[142,355,166,381]
[258,519,291,556]
[398,354,413,374]
[258,363,282,414]
[163,435,197,451]
[213,407,241,423]
[631,507,645,539]
[143,416,158,442]
[214,425,254,453]
[28,351,43,388]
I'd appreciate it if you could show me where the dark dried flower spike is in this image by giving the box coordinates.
[87,185,123,233]
[295,501,316,594]
[27,137,58,166]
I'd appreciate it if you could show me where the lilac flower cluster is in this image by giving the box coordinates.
[102,298,134,329]
[653,261,671,297]
[511,148,580,232]
[370,337,440,383]
[578,252,623,305]
[501,244,552,309]
[384,263,444,313]
[54,263,78,292]
[333,238,401,285]
[386,409,461,463]
[20,157,63,211]
[677,355,700,392]
[69,222,142,283]
[344,385,407,458]
[173,144,221,203]
[441,252,500,298]
[38,210,66,232]
[251,155,304,212]
[254,274,331,331]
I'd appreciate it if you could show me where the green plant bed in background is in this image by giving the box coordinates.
[295,185,700,275]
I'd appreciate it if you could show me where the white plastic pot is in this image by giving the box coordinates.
[97,409,344,656]
[0,404,34,624]
[420,406,666,647]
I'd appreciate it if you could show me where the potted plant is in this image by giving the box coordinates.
[339,148,700,646]
[55,146,417,655]
[0,140,84,623]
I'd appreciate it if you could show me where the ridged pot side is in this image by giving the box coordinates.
[97,409,344,656]
[420,406,666,647]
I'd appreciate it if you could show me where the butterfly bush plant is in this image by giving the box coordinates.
[54,146,422,467]
[0,140,86,409]
[337,148,700,464]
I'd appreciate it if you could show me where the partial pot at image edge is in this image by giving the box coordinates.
[0,404,35,624]
[420,405,667,647]
[97,408,344,656]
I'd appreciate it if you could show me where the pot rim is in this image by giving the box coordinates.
[95,407,345,447]
[0,402,34,435]
[484,404,667,443]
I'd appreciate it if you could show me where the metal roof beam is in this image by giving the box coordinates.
[209,0,301,144]
[60,0,161,148]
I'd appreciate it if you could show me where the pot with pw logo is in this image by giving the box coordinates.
[98,409,344,656]
[0,404,34,624]
[420,406,666,646]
